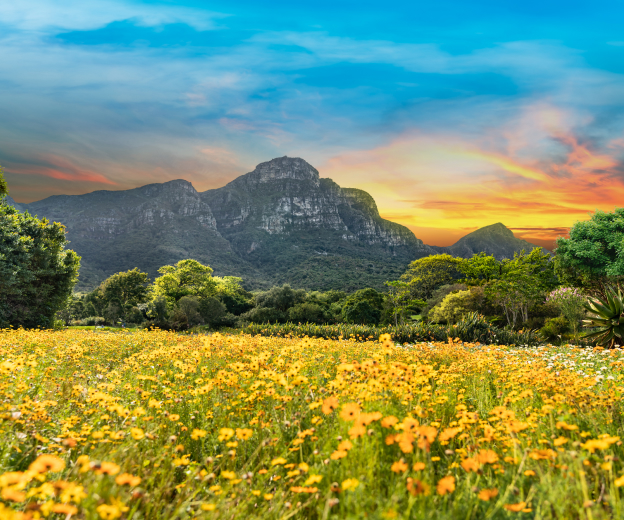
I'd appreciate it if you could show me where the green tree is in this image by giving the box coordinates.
[555,208,624,293]
[255,285,307,312]
[459,252,501,284]
[199,297,227,326]
[288,302,326,324]
[429,289,473,324]
[384,280,424,326]
[0,164,7,199]
[341,288,384,325]
[177,296,201,326]
[0,204,81,328]
[401,254,464,300]
[100,268,150,307]
[152,259,217,304]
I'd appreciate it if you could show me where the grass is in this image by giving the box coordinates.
[0,329,622,519]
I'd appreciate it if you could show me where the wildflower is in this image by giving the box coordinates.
[340,403,361,422]
[29,455,65,474]
[614,475,624,487]
[218,428,234,441]
[504,502,528,512]
[391,460,408,473]
[51,504,78,515]
[271,457,287,466]
[406,478,430,496]
[478,488,499,501]
[201,504,216,511]
[94,462,120,476]
[436,476,455,495]
[221,471,236,480]
[461,458,480,472]
[476,450,498,464]
[236,428,253,440]
[337,440,353,451]
[264,494,273,500]
[381,416,399,428]
[115,473,142,486]
[322,396,339,415]
[1,488,25,502]
[330,450,347,460]
[96,497,129,519]
[554,437,568,447]
[191,428,207,440]
[131,428,145,440]
[524,470,536,476]
[304,475,323,486]
[413,462,425,471]
[341,478,360,491]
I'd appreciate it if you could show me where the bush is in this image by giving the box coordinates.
[429,289,473,324]
[288,302,326,324]
[126,307,144,325]
[540,316,569,341]
[241,306,285,324]
[82,316,105,326]
[199,297,227,326]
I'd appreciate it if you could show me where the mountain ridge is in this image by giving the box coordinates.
[4,156,543,290]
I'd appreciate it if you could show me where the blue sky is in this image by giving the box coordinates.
[2,0,624,246]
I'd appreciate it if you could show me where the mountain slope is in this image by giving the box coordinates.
[12,157,434,291]
[441,223,543,260]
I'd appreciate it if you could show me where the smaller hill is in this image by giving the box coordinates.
[441,223,544,260]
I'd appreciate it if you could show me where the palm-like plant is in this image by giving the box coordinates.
[582,286,624,347]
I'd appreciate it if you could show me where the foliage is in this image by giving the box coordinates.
[422,284,468,319]
[99,268,150,307]
[384,280,424,326]
[244,314,540,346]
[458,252,501,283]
[583,287,624,347]
[288,302,326,324]
[0,203,81,328]
[341,288,384,325]
[400,254,463,300]
[255,284,307,312]
[546,287,586,335]
[152,259,218,304]
[485,248,556,328]
[540,316,569,342]
[555,208,624,293]
[0,163,7,198]
[428,290,473,324]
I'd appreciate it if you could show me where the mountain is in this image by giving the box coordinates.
[437,223,544,260]
[8,157,435,291]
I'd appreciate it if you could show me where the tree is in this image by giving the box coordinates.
[384,280,424,326]
[0,164,8,199]
[199,297,227,326]
[459,253,501,284]
[288,302,325,324]
[152,259,217,303]
[0,204,81,328]
[255,285,307,312]
[99,268,150,307]
[177,296,201,326]
[429,290,473,324]
[341,288,384,325]
[401,254,464,300]
[555,208,624,294]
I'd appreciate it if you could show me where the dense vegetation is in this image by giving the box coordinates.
[1,329,624,519]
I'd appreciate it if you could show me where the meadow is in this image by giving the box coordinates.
[0,329,623,519]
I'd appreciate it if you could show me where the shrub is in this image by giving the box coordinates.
[540,316,569,341]
[82,316,105,326]
[429,289,472,324]
[199,297,227,326]
[288,302,326,324]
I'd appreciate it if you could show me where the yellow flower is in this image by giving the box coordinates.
[236,428,253,440]
[218,428,234,441]
[264,494,274,500]
[201,504,216,511]
[304,475,323,486]
[191,428,207,440]
[615,475,624,487]
[341,478,360,491]
[131,428,145,440]
[96,498,129,520]
[28,455,65,474]
[271,457,287,466]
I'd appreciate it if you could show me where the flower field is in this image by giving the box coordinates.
[1,330,624,519]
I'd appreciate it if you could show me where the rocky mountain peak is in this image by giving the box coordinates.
[230,156,320,189]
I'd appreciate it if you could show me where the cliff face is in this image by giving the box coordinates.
[13,157,433,290]
[202,157,431,252]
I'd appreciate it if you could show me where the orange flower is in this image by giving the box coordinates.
[406,478,430,496]
[478,488,499,501]
[330,450,347,460]
[340,403,361,422]
[28,455,65,474]
[115,473,142,486]
[413,462,426,471]
[391,460,408,473]
[1,488,26,502]
[381,416,399,428]
[476,450,498,464]
[348,424,366,439]
[94,462,121,475]
[439,427,462,442]
[437,476,455,496]
[51,504,78,515]
[337,440,353,451]
[504,502,527,512]
[461,458,481,472]
[322,396,339,415]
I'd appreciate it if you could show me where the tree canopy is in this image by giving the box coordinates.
[555,208,624,291]
[152,259,217,303]
[400,254,463,300]
[0,164,7,199]
[0,204,80,328]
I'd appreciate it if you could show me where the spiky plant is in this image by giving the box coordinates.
[582,286,624,347]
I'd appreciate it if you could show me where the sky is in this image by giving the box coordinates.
[2,1,624,249]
